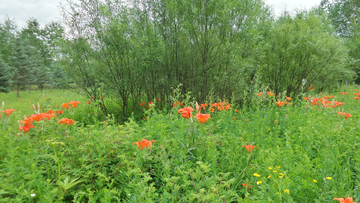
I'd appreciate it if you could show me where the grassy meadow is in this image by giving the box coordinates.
[1,87,360,202]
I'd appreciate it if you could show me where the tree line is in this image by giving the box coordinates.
[0,0,359,122]
[0,17,66,96]
[58,0,360,121]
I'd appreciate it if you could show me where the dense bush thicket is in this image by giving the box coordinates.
[59,0,355,122]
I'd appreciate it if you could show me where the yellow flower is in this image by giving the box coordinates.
[276,166,281,169]
[268,167,273,170]
[326,177,332,180]
[284,189,290,194]
[313,179,317,183]
[273,170,277,173]
[280,173,285,176]
[279,175,284,179]
[257,181,263,185]
[267,175,272,178]
[253,173,260,177]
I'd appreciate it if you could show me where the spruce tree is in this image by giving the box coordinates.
[9,38,35,97]
[0,56,10,93]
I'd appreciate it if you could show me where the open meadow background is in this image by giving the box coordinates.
[1,0,360,202]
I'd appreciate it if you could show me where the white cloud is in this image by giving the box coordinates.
[264,0,323,16]
[0,0,323,28]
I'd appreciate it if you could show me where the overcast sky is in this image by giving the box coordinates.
[0,0,323,29]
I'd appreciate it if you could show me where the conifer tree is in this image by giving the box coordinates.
[9,38,35,97]
[0,56,10,93]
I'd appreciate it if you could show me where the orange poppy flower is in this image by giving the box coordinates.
[323,95,335,99]
[267,92,274,96]
[100,97,104,99]
[19,116,34,125]
[69,101,80,108]
[217,105,224,111]
[353,97,360,100]
[140,101,145,106]
[275,101,284,107]
[58,118,75,125]
[178,107,194,119]
[345,92,350,95]
[242,144,257,153]
[200,103,208,110]
[274,120,278,124]
[340,92,344,95]
[62,103,69,109]
[156,98,161,101]
[304,96,310,101]
[57,110,64,114]
[333,197,357,203]
[18,123,35,133]
[133,139,156,150]
[242,183,253,190]
[224,104,231,111]
[193,113,211,124]
[256,92,263,96]
[335,101,345,107]
[285,96,292,101]
[87,101,92,104]
[233,117,236,120]
[143,117,147,120]
[46,110,56,115]
[234,109,239,113]
[1,109,15,117]
[210,108,215,113]
[354,93,360,96]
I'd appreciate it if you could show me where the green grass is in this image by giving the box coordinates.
[0,87,360,202]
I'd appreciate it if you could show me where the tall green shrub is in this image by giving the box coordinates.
[259,12,349,96]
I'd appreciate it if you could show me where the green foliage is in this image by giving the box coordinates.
[259,12,350,95]
[0,56,10,93]
[1,86,360,202]
[59,0,271,120]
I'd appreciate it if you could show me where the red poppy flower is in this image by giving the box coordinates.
[133,139,156,150]
[242,144,257,153]
[193,113,211,124]
[178,107,194,119]
[333,197,357,203]
[156,98,161,101]
[1,109,15,117]
[140,101,145,106]
[100,97,104,99]
[87,101,92,104]
[57,110,64,114]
